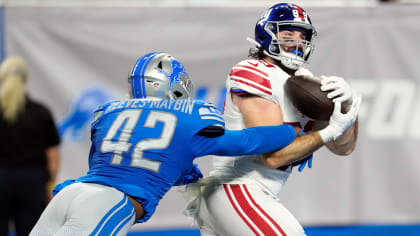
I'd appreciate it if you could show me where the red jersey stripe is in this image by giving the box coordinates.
[230,185,278,236]
[229,68,271,89]
[230,78,272,95]
[284,122,302,129]
[235,64,269,77]
[223,185,259,235]
[243,185,287,236]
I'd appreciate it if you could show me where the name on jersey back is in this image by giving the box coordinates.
[104,99,196,115]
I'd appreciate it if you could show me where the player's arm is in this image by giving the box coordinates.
[192,120,297,157]
[313,118,359,156]
[317,75,360,155]
[233,94,325,168]
[235,93,361,169]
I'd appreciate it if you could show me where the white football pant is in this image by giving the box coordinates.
[30,182,136,236]
[196,183,306,236]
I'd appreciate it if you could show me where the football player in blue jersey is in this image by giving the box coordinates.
[30,52,298,235]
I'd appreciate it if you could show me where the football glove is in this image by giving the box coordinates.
[174,164,203,186]
[320,76,357,106]
[319,94,362,143]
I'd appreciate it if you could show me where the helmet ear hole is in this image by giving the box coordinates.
[174,91,183,98]
[157,61,163,69]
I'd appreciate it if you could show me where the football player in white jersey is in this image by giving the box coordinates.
[183,3,362,236]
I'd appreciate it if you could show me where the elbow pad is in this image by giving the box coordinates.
[198,125,225,137]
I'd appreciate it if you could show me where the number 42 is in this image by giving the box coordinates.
[100,109,177,172]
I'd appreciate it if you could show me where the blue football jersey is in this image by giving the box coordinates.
[76,98,224,222]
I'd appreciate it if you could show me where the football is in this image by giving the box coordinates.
[285,75,333,121]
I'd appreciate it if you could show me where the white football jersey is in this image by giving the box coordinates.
[211,59,314,196]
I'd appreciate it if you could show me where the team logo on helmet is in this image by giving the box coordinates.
[158,60,187,88]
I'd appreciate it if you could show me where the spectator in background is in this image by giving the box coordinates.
[0,56,60,236]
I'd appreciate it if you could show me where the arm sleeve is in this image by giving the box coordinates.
[192,124,296,157]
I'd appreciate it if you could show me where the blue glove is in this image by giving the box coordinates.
[174,164,203,186]
[291,154,313,172]
[291,128,314,172]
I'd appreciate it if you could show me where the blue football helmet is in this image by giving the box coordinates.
[128,52,193,99]
[254,3,317,70]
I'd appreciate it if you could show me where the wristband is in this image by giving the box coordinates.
[319,125,340,143]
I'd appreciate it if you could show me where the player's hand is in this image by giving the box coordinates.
[291,154,313,172]
[320,76,356,106]
[174,164,203,186]
[291,127,314,172]
[319,94,362,143]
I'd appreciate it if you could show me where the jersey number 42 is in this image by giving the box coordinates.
[101,109,177,172]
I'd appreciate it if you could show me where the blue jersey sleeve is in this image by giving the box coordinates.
[91,101,116,130]
[191,124,296,157]
[190,100,225,136]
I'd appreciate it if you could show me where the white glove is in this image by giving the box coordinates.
[320,76,356,105]
[319,94,362,143]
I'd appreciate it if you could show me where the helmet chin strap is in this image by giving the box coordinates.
[261,50,302,70]
[247,36,304,70]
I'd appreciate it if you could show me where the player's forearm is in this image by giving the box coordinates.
[326,118,358,156]
[263,131,324,169]
[199,124,296,157]
[244,124,297,155]
[46,146,60,181]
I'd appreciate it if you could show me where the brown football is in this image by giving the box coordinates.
[285,75,333,121]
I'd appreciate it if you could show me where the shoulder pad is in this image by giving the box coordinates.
[91,101,117,126]
[189,100,225,136]
[196,101,224,124]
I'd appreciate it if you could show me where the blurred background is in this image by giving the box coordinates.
[1,0,420,235]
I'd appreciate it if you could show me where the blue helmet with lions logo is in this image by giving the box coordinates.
[129,52,193,99]
[254,3,317,70]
